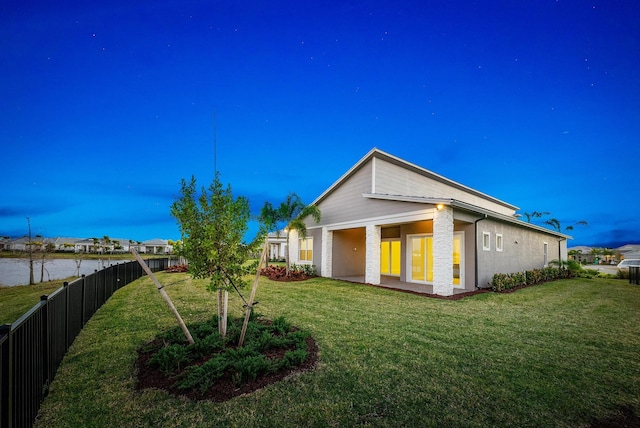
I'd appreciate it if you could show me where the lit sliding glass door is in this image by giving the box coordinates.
[408,233,464,286]
[380,240,401,276]
[409,236,433,282]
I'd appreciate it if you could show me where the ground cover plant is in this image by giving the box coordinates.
[136,314,317,402]
[34,273,640,427]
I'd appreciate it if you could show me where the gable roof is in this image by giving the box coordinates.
[312,148,570,240]
[313,148,518,211]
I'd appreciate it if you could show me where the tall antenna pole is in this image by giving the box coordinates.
[213,111,217,176]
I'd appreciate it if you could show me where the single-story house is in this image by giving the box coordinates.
[140,239,173,254]
[267,231,288,261]
[289,148,570,296]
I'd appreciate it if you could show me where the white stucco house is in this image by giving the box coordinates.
[267,231,288,261]
[288,148,570,296]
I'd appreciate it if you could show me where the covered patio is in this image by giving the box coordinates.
[333,275,473,296]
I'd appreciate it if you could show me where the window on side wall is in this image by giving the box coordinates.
[496,234,503,252]
[543,242,548,267]
[299,237,313,262]
[482,232,491,251]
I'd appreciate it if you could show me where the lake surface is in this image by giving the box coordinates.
[0,258,130,286]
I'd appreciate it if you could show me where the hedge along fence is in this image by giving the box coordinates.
[0,258,171,428]
[490,267,573,292]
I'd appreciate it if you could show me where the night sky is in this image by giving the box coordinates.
[2,0,639,247]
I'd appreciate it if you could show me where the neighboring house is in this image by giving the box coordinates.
[617,244,640,261]
[0,236,11,251]
[51,237,83,252]
[290,148,570,296]
[5,237,54,252]
[267,231,288,261]
[140,239,172,254]
[568,246,597,264]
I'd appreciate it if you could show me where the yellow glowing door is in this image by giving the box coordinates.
[380,240,401,276]
[453,234,461,286]
[410,236,433,283]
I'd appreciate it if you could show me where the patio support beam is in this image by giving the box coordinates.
[433,206,454,296]
[365,224,381,285]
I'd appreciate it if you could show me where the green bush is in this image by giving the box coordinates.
[148,343,192,374]
[145,315,311,393]
[490,266,570,292]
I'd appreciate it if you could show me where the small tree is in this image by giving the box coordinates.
[171,174,255,337]
[260,193,321,274]
[27,217,35,285]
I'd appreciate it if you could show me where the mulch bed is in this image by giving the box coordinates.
[135,335,318,402]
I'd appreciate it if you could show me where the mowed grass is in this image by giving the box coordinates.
[0,279,74,324]
[34,274,640,427]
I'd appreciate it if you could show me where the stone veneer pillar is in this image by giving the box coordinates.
[365,224,381,285]
[288,229,299,265]
[433,206,454,296]
[321,227,332,277]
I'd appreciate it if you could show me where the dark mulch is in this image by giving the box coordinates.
[589,405,640,427]
[134,335,318,403]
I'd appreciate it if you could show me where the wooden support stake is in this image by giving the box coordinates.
[131,248,195,345]
[238,239,269,347]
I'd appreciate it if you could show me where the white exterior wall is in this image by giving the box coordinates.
[433,206,454,296]
[365,224,381,285]
[321,227,333,277]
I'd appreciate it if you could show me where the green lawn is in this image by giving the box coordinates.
[0,280,73,324]
[34,274,640,427]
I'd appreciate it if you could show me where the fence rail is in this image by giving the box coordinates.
[0,257,172,428]
[630,266,640,285]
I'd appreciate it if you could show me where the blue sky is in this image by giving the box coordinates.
[2,0,639,247]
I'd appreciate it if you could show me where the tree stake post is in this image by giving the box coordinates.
[238,239,269,347]
[131,248,195,345]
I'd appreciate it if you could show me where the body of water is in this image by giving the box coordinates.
[0,258,130,286]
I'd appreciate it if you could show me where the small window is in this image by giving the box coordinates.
[482,232,491,251]
[299,237,313,262]
[496,234,503,252]
[543,242,548,267]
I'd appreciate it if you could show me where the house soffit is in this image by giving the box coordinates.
[362,193,571,240]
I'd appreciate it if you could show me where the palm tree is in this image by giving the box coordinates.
[523,211,550,223]
[544,218,588,233]
[261,193,321,274]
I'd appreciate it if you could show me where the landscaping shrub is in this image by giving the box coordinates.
[141,315,311,393]
[260,264,317,281]
[490,266,572,291]
[165,264,189,273]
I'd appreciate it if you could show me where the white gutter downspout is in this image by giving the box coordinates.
[474,214,488,289]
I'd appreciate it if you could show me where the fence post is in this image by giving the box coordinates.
[81,275,86,328]
[63,282,70,351]
[1,324,12,428]
[40,295,51,398]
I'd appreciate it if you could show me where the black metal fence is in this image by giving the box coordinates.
[630,266,640,285]
[0,258,171,428]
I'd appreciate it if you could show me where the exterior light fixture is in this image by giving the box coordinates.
[436,204,444,210]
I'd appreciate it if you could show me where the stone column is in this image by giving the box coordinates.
[433,206,454,296]
[288,229,299,266]
[365,224,381,285]
[321,227,333,278]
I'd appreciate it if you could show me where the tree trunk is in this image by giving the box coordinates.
[217,289,228,337]
[40,254,45,283]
